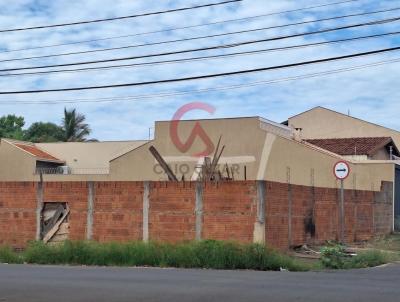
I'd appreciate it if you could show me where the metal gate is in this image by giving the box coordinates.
[395,166,400,231]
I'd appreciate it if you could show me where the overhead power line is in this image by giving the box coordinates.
[2,6,399,64]
[0,46,399,95]
[2,16,399,73]
[2,30,400,77]
[1,57,399,105]
[0,0,242,33]
[0,0,362,54]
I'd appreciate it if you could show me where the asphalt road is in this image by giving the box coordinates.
[0,263,399,302]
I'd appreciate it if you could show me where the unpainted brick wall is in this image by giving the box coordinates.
[0,182,36,247]
[202,181,257,243]
[0,180,394,250]
[149,182,196,242]
[93,182,143,242]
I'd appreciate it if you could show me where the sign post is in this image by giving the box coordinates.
[333,161,350,243]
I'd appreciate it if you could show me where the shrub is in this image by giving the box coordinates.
[320,245,347,269]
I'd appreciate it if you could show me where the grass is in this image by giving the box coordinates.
[2,240,397,271]
[345,250,392,269]
[0,240,310,272]
[367,233,400,252]
[320,244,399,269]
[0,246,23,264]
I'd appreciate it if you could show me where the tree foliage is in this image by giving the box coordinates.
[24,122,65,143]
[0,114,25,140]
[0,108,93,142]
[62,108,91,142]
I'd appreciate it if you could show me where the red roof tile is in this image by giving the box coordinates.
[14,143,60,161]
[305,137,394,156]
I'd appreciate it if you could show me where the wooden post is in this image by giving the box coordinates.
[149,146,178,181]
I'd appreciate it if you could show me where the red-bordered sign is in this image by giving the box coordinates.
[333,161,350,180]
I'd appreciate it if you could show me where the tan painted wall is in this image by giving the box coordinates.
[288,107,400,147]
[0,115,395,191]
[371,148,390,160]
[109,117,395,191]
[0,140,36,181]
[265,135,394,190]
[110,117,268,181]
[37,141,147,172]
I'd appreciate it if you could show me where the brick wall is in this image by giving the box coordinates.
[93,182,143,242]
[149,182,195,242]
[0,180,394,250]
[43,182,88,241]
[203,181,257,243]
[0,182,36,247]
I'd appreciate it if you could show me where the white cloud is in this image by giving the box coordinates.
[0,0,398,140]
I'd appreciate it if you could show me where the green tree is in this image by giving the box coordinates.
[0,114,25,140]
[24,122,64,143]
[62,108,91,142]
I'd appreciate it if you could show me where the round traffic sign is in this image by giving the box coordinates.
[333,161,350,180]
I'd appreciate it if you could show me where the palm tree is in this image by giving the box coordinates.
[62,108,91,142]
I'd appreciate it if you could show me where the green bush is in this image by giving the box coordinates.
[320,245,347,269]
[3,240,309,271]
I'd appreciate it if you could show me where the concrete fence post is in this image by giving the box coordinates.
[195,181,203,241]
[143,181,150,242]
[253,180,266,244]
[86,181,95,240]
[35,179,44,241]
[287,167,293,248]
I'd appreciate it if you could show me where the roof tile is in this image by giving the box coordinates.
[305,137,393,156]
[14,143,60,161]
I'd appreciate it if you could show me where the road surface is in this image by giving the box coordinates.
[0,263,399,301]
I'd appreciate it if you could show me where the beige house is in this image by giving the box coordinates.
[0,111,396,192]
[108,116,395,192]
[0,139,147,181]
[286,106,400,147]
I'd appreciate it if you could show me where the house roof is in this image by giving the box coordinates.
[37,141,148,172]
[286,106,400,134]
[12,142,61,162]
[305,137,398,156]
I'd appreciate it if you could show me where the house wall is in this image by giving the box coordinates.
[108,117,395,191]
[0,140,36,181]
[0,116,396,192]
[109,117,268,182]
[0,180,393,251]
[370,148,390,160]
[266,136,395,190]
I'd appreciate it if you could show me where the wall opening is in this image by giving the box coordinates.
[41,202,70,244]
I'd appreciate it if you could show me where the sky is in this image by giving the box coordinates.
[0,0,399,141]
